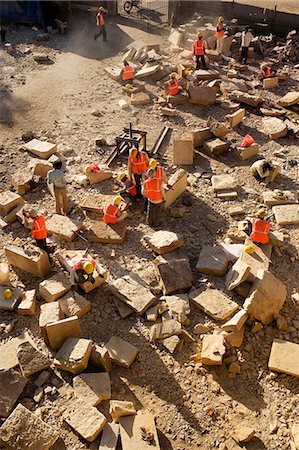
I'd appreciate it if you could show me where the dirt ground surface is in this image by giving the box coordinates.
[0,10,299,450]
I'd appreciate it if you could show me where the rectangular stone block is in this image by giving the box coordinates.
[263,77,279,89]
[29,158,53,177]
[155,255,193,295]
[268,339,299,377]
[22,138,57,159]
[104,66,122,80]
[54,337,92,374]
[0,262,10,284]
[196,245,229,276]
[18,289,36,315]
[144,230,183,255]
[86,170,112,185]
[191,127,213,147]
[164,169,188,209]
[0,332,33,370]
[212,174,236,192]
[5,245,52,278]
[273,205,299,225]
[46,214,80,242]
[87,221,127,244]
[221,309,248,332]
[90,344,112,372]
[172,139,194,165]
[3,203,26,223]
[190,288,239,320]
[262,190,298,207]
[201,335,225,365]
[0,286,23,311]
[39,273,71,302]
[11,170,33,195]
[46,315,82,350]
[73,372,111,406]
[120,414,160,450]
[149,319,181,341]
[110,400,136,423]
[17,341,51,377]
[203,138,230,156]
[227,108,245,128]
[0,191,25,216]
[235,143,260,160]
[135,64,161,78]
[59,291,91,318]
[39,301,64,342]
[105,336,138,368]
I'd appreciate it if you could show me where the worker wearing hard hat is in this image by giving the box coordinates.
[192,32,207,70]
[94,6,107,42]
[148,158,168,184]
[251,159,273,181]
[215,16,225,54]
[121,61,135,85]
[247,209,271,244]
[143,168,166,228]
[116,173,137,201]
[166,73,179,96]
[103,196,128,224]
[23,208,48,252]
[70,255,103,292]
[128,147,149,198]
[261,62,277,79]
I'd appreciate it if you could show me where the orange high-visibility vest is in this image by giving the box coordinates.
[73,256,95,272]
[104,203,120,224]
[31,215,47,239]
[215,23,225,38]
[250,219,271,244]
[167,79,179,96]
[155,166,163,181]
[122,65,134,81]
[263,67,275,78]
[97,12,105,26]
[144,178,163,202]
[126,179,137,197]
[130,151,148,175]
[192,39,205,56]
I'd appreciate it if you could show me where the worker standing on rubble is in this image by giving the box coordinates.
[128,147,149,198]
[261,62,277,78]
[94,6,107,42]
[143,168,165,228]
[192,32,207,70]
[166,73,179,96]
[215,16,225,54]
[246,209,271,244]
[47,160,69,215]
[241,26,253,64]
[121,61,135,85]
[103,196,128,224]
[23,208,49,252]
[251,159,273,181]
[115,173,137,203]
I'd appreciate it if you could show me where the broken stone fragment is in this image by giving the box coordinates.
[154,254,193,295]
[59,291,91,318]
[119,413,160,450]
[144,230,184,255]
[162,294,190,324]
[73,372,111,406]
[221,309,248,332]
[225,259,251,291]
[272,204,299,225]
[196,245,229,276]
[39,301,64,343]
[187,85,216,106]
[54,337,92,374]
[18,289,36,316]
[0,286,23,311]
[17,341,51,377]
[277,91,299,107]
[207,116,229,137]
[222,326,245,349]
[162,335,181,353]
[201,334,225,365]
[262,117,288,140]
[0,369,28,418]
[90,344,112,372]
[46,315,82,350]
[105,336,139,368]
[109,400,136,423]
[268,339,299,377]
[149,319,181,341]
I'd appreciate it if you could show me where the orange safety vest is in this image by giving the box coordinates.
[130,151,148,175]
[122,65,134,81]
[192,39,205,56]
[215,23,225,38]
[103,203,120,224]
[263,67,275,78]
[167,79,179,96]
[155,166,163,181]
[31,215,47,240]
[144,178,163,202]
[97,12,105,26]
[126,179,137,197]
[73,256,95,272]
[250,219,271,244]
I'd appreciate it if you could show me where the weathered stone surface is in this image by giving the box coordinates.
[144,230,183,255]
[0,333,32,370]
[291,423,299,449]
[54,337,92,374]
[212,174,236,192]
[0,404,60,449]
[110,400,136,423]
[262,190,298,207]
[135,64,160,78]
[0,369,28,417]
[207,117,229,138]
[22,138,57,159]
[90,344,112,372]
[0,286,23,311]
[268,339,299,377]
[196,245,229,276]
[108,275,156,315]
[162,335,181,353]
[29,158,53,176]
[3,202,25,223]
[104,66,122,80]
[225,437,242,450]
[229,91,262,107]
[221,79,248,94]
[191,127,213,147]
[59,291,91,318]
[87,221,127,244]
[263,76,278,89]
[18,289,36,315]
[172,139,194,165]
[120,414,160,450]
[63,397,107,442]
[225,259,251,290]
[5,245,52,277]
[227,206,245,216]
[131,92,151,106]
[47,214,79,242]
[11,170,34,195]
[260,107,284,117]
[235,143,260,160]
[34,370,50,387]
[239,239,271,281]
[227,108,245,128]
[203,138,230,155]
[163,294,190,324]
[222,309,248,332]
[195,69,220,81]
[190,288,239,320]
[244,269,286,324]
[86,169,112,185]
[0,191,25,216]
[161,106,177,117]
[0,262,10,284]
[105,336,138,368]
[73,372,111,406]
[39,301,64,342]
[169,29,184,47]
[201,334,225,365]
[194,323,212,334]
[149,319,181,341]
[222,327,245,349]
[99,422,119,450]
[188,85,216,105]
[164,169,188,208]
[273,204,299,225]
[262,117,288,139]
[46,316,82,350]
[145,304,159,322]
[113,297,134,319]
[39,273,71,302]
[17,341,51,377]
[155,255,193,295]
[277,91,299,107]
[233,424,255,443]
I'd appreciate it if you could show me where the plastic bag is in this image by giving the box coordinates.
[241,134,255,147]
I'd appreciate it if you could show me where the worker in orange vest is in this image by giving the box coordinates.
[143,168,165,228]
[215,16,225,54]
[69,255,104,292]
[148,158,168,184]
[166,73,179,96]
[261,62,277,79]
[192,32,207,70]
[121,61,135,85]
[103,196,128,224]
[23,208,48,252]
[128,147,149,198]
[94,6,107,42]
[116,173,137,204]
[247,209,271,244]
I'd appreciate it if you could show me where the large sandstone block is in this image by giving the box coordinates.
[22,138,57,159]
[0,404,60,449]
[207,117,229,138]
[17,341,51,377]
[195,69,220,81]
[229,91,262,107]
[201,335,225,365]
[59,291,91,318]
[244,269,286,325]
[164,169,188,209]
[120,414,161,450]
[239,238,271,281]
[169,29,184,47]
[0,333,33,371]
[203,138,230,156]
[268,339,299,377]
[155,255,193,295]
[108,275,156,315]
[46,214,80,242]
[149,319,181,341]
[0,191,25,216]
[262,117,288,140]
[263,76,278,89]
[54,337,92,374]
[131,92,151,106]
[196,245,229,276]
[5,245,52,278]
[235,143,260,160]
[172,139,194,165]
[18,289,37,315]
[227,108,245,128]
[86,169,112,185]
[87,221,127,244]
[188,85,216,105]
[273,204,299,225]
[80,193,114,213]
[11,170,34,195]
[29,158,53,177]
[105,336,139,368]
[63,398,107,442]
[39,301,64,342]
[46,316,82,350]
[191,127,213,147]
[39,273,71,302]
[135,64,160,78]
[262,190,298,207]
[144,230,183,255]
[0,369,28,418]
[212,174,236,192]
[222,326,245,349]
[0,286,23,311]
[221,79,248,94]
[73,372,111,406]
[189,288,239,320]
[277,91,299,107]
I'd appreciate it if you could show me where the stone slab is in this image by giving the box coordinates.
[0,286,23,311]
[149,319,181,341]
[54,337,92,374]
[201,334,225,365]
[99,422,119,450]
[164,169,188,209]
[0,191,25,216]
[263,77,278,89]
[0,332,33,370]
[211,174,236,192]
[18,289,36,315]
[196,245,229,276]
[277,91,299,107]
[39,273,71,302]
[189,288,239,320]
[188,85,216,105]
[22,138,57,159]
[291,423,299,449]
[90,344,112,372]
[120,414,160,450]
[135,64,161,78]
[229,91,262,107]
[262,117,288,140]
[87,221,127,244]
[86,170,112,185]
[29,158,53,177]
[268,339,299,377]
[273,204,299,225]
[59,291,91,318]
[73,372,111,406]
[235,143,260,160]
[5,245,52,278]
[105,336,138,368]
[39,301,64,342]
[0,369,28,417]
[163,294,190,324]
[113,297,134,318]
[46,214,79,242]
[17,341,51,377]
[11,170,33,195]
[225,259,251,291]
[262,190,298,207]
[221,309,248,332]
[203,138,230,156]
[144,231,183,255]
[80,194,114,213]
[0,263,10,284]
[172,139,194,165]
[155,256,193,295]
[191,127,213,147]
[46,315,82,350]
[227,108,245,128]
[239,239,271,281]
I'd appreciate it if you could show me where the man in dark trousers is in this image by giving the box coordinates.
[94,6,107,42]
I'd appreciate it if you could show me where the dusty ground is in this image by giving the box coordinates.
[0,10,299,450]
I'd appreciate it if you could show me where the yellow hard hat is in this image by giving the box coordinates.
[244,245,255,255]
[83,261,94,275]
[197,32,203,38]
[114,196,123,206]
[256,208,266,219]
[3,289,13,300]
[117,172,126,181]
[170,72,177,79]
[218,16,224,22]
[149,158,157,169]
[85,166,91,173]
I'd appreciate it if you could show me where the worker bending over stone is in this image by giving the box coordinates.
[121,61,135,86]
[251,159,273,181]
[115,173,137,204]
[246,209,271,244]
[261,62,277,79]
[103,196,128,224]
[23,208,49,252]
[70,256,103,293]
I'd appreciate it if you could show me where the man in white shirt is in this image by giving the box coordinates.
[241,27,253,64]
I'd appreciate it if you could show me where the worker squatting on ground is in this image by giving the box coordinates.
[143,168,166,229]
[251,159,274,181]
[70,256,103,293]
[23,208,48,252]
[166,73,179,96]
[261,62,277,79]
[94,6,107,42]
[192,32,207,70]
[143,158,168,214]
[115,173,137,204]
[47,160,69,215]
[128,147,149,198]
[121,61,135,85]
[215,16,225,54]
[241,26,254,64]
[103,196,128,224]
[246,209,271,244]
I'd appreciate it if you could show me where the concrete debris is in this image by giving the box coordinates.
[54,337,92,374]
[144,230,184,255]
[110,400,136,423]
[190,288,239,320]
[268,339,299,377]
[105,336,138,368]
[0,369,28,417]
[73,372,111,406]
